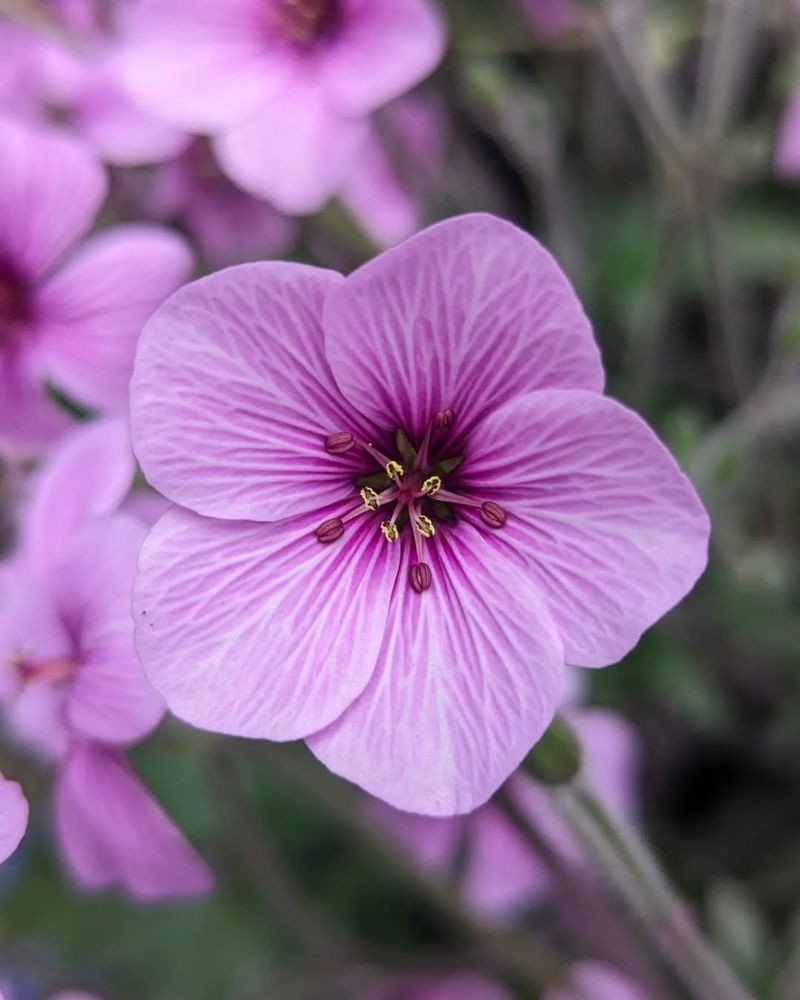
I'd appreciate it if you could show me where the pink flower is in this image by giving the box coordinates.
[131,213,709,816]
[0,419,213,899]
[775,94,800,179]
[0,1,188,167]
[545,963,646,1000]
[371,708,639,918]
[341,92,447,247]
[366,975,511,1000]
[117,0,446,213]
[520,0,580,40]
[0,772,28,865]
[140,139,297,268]
[0,116,192,457]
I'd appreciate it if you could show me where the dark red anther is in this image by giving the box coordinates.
[324,432,355,455]
[315,518,344,543]
[480,501,506,529]
[434,409,455,430]
[409,562,433,593]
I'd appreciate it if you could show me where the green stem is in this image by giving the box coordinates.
[552,781,758,1000]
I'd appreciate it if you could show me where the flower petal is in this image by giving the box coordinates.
[74,71,190,167]
[214,84,369,214]
[133,504,401,740]
[324,214,603,443]
[55,517,165,745]
[465,390,710,667]
[545,963,646,1000]
[23,417,135,578]
[131,261,373,521]
[0,351,70,458]
[36,225,193,412]
[309,523,564,816]
[115,0,290,132]
[321,0,446,117]
[0,117,106,281]
[0,773,28,864]
[55,742,214,901]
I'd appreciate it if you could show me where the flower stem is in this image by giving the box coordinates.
[551,780,758,1000]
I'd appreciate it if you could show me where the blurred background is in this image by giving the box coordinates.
[1,0,800,997]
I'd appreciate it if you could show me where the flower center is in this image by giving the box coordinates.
[9,652,75,686]
[316,410,507,594]
[272,0,341,46]
[0,257,30,349]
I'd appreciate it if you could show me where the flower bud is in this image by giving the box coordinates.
[523,715,582,785]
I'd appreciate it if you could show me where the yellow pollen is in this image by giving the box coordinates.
[416,515,436,539]
[421,475,442,496]
[380,521,399,542]
[385,460,404,481]
[360,486,380,510]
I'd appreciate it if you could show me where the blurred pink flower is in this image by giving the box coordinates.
[0,773,28,864]
[366,974,511,1000]
[341,92,447,247]
[131,213,708,816]
[520,0,580,40]
[0,117,192,457]
[0,1,188,166]
[775,93,800,179]
[0,418,213,900]
[141,139,297,268]
[55,741,214,901]
[371,708,639,919]
[116,0,446,213]
[545,962,646,1000]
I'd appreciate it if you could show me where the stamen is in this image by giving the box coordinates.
[480,501,507,529]
[420,475,442,496]
[434,409,455,430]
[409,562,433,593]
[416,514,436,539]
[315,518,344,543]
[380,521,399,542]
[385,460,404,481]
[360,487,380,510]
[324,432,355,454]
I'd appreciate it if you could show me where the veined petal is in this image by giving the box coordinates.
[36,225,193,412]
[0,117,106,281]
[131,262,374,521]
[133,504,401,740]
[0,773,28,863]
[464,390,710,667]
[324,213,603,443]
[23,417,135,578]
[55,517,165,745]
[55,742,214,901]
[309,524,564,816]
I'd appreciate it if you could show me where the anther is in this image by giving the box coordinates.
[315,518,344,543]
[416,515,436,539]
[385,460,404,481]
[360,487,380,510]
[421,475,442,496]
[434,409,455,430]
[480,501,507,529]
[409,562,433,593]
[380,521,399,542]
[324,432,355,454]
